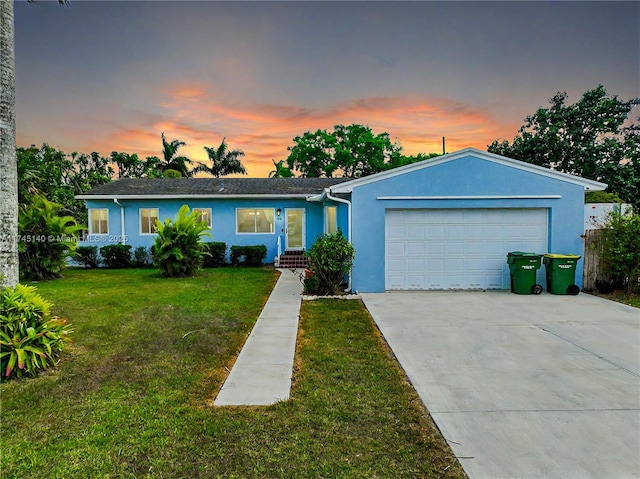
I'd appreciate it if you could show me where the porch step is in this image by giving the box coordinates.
[276,251,307,269]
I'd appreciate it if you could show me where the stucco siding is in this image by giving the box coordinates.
[348,155,587,292]
[81,198,336,263]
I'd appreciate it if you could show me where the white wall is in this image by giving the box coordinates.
[584,203,632,230]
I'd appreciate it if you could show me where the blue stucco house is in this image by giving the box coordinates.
[77,148,606,292]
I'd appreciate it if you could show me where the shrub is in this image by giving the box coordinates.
[75,246,100,268]
[100,244,132,268]
[304,230,355,295]
[133,246,151,267]
[230,245,267,266]
[163,169,183,178]
[0,284,72,381]
[18,195,83,280]
[595,212,640,292]
[153,205,211,277]
[202,242,227,267]
[585,191,624,204]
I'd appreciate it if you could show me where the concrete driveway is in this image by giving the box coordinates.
[362,291,640,479]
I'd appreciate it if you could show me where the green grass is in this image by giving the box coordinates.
[599,291,640,308]
[1,269,464,478]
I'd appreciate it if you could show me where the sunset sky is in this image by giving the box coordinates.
[15,1,639,177]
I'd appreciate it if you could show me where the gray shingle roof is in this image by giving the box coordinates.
[77,177,350,198]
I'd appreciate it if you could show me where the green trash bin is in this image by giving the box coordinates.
[507,252,543,295]
[543,254,581,295]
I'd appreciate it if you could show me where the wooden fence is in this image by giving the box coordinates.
[582,229,604,292]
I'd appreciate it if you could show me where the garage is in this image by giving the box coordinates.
[385,208,548,290]
[313,148,606,292]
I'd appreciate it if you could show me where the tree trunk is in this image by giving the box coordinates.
[0,0,19,287]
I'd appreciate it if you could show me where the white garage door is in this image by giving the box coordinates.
[385,209,548,290]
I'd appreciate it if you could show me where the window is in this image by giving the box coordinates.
[325,206,337,234]
[236,208,275,234]
[140,208,159,234]
[89,209,109,235]
[193,208,212,228]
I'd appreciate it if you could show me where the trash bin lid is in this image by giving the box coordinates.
[544,253,581,259]
[508,251,541,257]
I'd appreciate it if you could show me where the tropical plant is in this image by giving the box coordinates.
[0,284,72,381]
[100,244,132,268]
[75,245,100,268]
[268,159,294,178]
[153,205,211,277]
[230,245,267,266]
[18,196,83,280]
[194,138,247,178]
[158,133,193,177]
[304,230,355,295]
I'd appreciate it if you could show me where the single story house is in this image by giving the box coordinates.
[77,147,606,292]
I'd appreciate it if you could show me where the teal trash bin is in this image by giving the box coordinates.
[507,252,543,295]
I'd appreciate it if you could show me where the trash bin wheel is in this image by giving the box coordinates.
[531,284,543,295]
[566,284,580,296]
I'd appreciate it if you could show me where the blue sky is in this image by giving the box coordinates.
[15,1,639,176]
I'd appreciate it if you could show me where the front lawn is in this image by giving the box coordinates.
[1,269,464,478]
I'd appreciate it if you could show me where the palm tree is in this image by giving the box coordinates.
[159,132,193,177]
[194,138,247,178]
[1,0,67,288]
[268,159,294,178]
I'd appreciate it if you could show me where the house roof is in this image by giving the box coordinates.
[328,147,608,194]
[76,177,350,200]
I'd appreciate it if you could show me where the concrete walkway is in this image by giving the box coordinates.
[214,269,302,406]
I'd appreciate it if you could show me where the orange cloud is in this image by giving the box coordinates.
[59,82,521,178]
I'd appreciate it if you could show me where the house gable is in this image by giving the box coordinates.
[330,148,606,194]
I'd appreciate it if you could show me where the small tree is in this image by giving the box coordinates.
[304,230,355,295]
[153,205,211,277]
[596,212,640,292]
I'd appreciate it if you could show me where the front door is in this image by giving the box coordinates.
[285,208,305,250]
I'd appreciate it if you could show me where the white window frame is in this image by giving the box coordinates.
[193,208,212,228]
[89,208,109,235]
[236,208,275,234]
[139,208,159,235]
[325,206,338,234]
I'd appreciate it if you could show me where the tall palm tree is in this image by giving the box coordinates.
[159,132,193,177]
[1,0,66,288]
[194,138,247,178]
